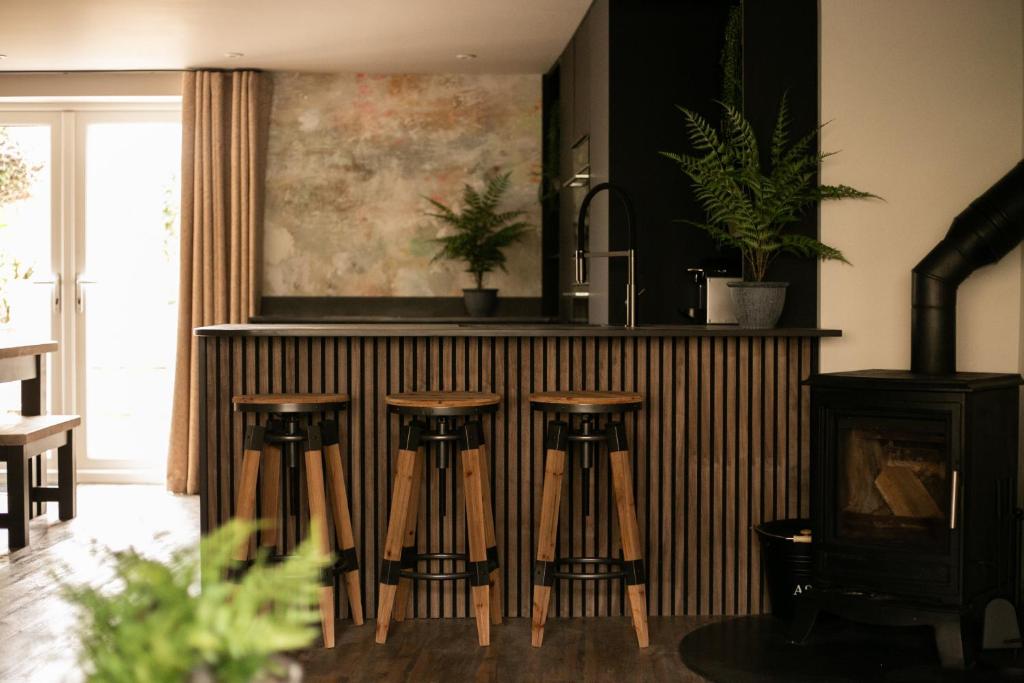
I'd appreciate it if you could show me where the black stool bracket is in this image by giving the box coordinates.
[545,421,569,451]
[319,565,335,587]
[338,546,359,573]
[460,421,484,451]
[486,545,499,572]
[320,420,340,447]
[624,559,646,585]
[469,560,490,587]
[606,422,628,452]
[306,423,323,451]
[380,559,403,585]
[533,560,555,587]
[400,545,417,568]
[244,425,266,451]
[399,422,424,451]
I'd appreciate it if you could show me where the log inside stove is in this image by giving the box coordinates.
[839,429,948,542]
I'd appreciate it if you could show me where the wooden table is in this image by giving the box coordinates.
[0,339,58,518]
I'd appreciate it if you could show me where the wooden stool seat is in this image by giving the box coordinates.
[0,413,78,550]
[229,393,362,648]
[529,391,643,413]
[233,393,350,413]
[385,391,500,416]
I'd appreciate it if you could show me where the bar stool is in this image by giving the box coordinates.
[375,391,502,647]
[231,393,363,648]
[529,391,649,648]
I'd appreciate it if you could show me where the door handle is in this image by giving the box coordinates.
[32,273,61,311]
[76,275,98,313]
[949,469,960,530]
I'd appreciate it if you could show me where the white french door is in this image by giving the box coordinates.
[0,104,181,483]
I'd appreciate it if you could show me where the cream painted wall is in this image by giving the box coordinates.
[819,0,1024,373]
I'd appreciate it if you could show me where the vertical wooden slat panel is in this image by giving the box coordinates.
[686,338,698,615]
[738,337,750,615]
[660,338,673,617]
[800,338,812,518]
[725,337,737,615]
[672,338,685,616]
[201,332,818,619]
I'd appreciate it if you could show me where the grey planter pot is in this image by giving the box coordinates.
[463,288,498,317]
[727,281,788,328]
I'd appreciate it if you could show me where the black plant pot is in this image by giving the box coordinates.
[463,288,498,317]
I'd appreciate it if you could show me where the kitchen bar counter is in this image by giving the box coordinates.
[196,322,841,338]
[197,322,836,621]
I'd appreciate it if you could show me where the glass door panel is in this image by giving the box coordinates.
[77,114,181,478]
[0,119,57,412]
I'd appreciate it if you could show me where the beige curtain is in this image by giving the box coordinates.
[167,70,271,494]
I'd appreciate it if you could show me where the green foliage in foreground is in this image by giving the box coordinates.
[661,96,879,282]
[62,520,329,683]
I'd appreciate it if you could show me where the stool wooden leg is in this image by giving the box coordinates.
[473,422,502,625]
[532,421,568,647]
[321,420,364,626]
[460,423,491,647]
[233,425,265,562]
[3,447,30,550]
[607,422,649,648]
[259,441,281,549]
[376,422,422,644]
[57,430,76,521]
[304,425,335,648]
[393,442,424,623]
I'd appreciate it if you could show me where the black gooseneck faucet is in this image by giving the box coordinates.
[575,182,639,328]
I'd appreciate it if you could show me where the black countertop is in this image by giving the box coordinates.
[194,323,842,338]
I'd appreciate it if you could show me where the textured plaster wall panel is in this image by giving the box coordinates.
[263,72,542,297]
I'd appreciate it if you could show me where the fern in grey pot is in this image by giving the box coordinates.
[661,96,877,327]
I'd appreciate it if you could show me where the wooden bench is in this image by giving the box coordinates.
[0,413,80,550]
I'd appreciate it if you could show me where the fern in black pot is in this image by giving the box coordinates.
[426,170,532,317]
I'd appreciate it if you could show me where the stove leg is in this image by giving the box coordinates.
[788,599,818,644]
[934,617,967,670]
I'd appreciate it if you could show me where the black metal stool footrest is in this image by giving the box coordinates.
[397,551,473,581]
[533,556,643,582]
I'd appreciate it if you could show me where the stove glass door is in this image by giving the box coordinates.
[836,414,951,550]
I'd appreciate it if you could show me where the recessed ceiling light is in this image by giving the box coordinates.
[224,52,245,59]
[455,53,477,60]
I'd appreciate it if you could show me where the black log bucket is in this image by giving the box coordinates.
[755,518,812,620]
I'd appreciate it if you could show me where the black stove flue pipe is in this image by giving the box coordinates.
[911,160,1024,374]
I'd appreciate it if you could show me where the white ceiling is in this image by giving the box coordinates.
[0,0,591,74]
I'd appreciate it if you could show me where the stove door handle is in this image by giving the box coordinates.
[949,469,960,531]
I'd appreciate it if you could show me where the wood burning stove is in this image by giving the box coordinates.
[798,370,1024,663]
[796,370,1020,668]
[795,161,1024,669]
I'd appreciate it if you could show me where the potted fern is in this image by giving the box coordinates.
[62,520,328,682]
[661,96,877,327]
[426,169,532,317]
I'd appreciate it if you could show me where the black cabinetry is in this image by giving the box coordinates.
[542,0,819,326]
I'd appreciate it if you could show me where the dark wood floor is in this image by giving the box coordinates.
[0,485,712,682]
